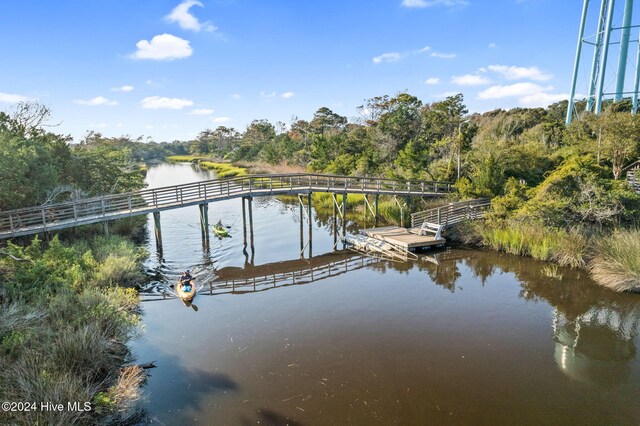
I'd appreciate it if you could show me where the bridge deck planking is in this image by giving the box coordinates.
[0,173,452,239]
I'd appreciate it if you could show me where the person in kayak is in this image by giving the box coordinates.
[215,220,223,229]
[179,270,193,291]
[181,270,193,284]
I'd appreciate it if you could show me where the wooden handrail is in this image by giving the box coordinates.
[410,199,491,228]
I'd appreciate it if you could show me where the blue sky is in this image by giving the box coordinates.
[0,0,623,142]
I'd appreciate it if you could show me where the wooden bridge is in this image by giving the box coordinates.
[0,173,452,245]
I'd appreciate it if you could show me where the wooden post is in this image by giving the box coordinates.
[332,193,338,247]
[153,211,163,253]
[342,192,347,238]
[375,193,379,226]
[248,196,254,249]
[242,197,247,246]
[308,192,313,258]
[299,196,304,257]
[103,221,109,237]
[199,203,209,241]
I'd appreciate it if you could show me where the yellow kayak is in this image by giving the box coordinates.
[177,278,196,301]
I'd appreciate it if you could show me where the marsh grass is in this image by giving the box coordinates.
[542,264,563,280]
[165,155,249,178]
[234,161,306,175]
[554,230,590,268]
[589,229,640,292]
[199,161,248,177]
[474,221,561,261]
[166,155,207,162]
[0,236,145,424]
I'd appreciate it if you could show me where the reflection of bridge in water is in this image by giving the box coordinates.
[140,250,386,302]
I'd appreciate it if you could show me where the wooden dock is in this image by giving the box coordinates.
[359,226,446,251]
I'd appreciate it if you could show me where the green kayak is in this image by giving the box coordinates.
[212,225,229,237]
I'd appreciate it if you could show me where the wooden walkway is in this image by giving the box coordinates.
[0,173,452,239]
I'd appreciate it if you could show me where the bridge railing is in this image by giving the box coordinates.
[0,173,452,237]
[410,198,491,228]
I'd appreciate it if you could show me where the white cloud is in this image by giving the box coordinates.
[281,92,295,99]
[373,46,432,64]
[451,74,491,86]
[488,43,497,48]
[141,96,194,109]
[478,82,553,99]
[166,0,216,32]
[434,91,460,99]
[519,92,570,107]
[74,96,118,106]
[260,91,277,99]
[111,85,134,92]
[424,77,440,85]
[131,34,192,61]
[487,65,552,81]
[402,0,469,8]
[373,52,402,64]
[189,108,215,115]
[0,92,29,103]
[212,116,231,123]
[431,51,456,59]
[231,93,241,100]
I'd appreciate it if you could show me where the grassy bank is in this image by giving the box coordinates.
[233,161,306,175]
[198,161,247,178]
[165,155,248,178]
[461,220,640,292]
[590,230,640,292]
[166,155,208,162]
[0,235,147,424]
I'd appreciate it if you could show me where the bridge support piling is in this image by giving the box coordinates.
[242,197,247,246]
[103,221,109,237]
[308,192,313,258]
[342,193,347,248]
[299,198,304,257]
[332,194,338,247]
[198,203,209,240]
[247,196,254,250]
[375,194,379,226]
[153,212,163,253]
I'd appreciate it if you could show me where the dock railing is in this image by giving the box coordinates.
[0,173,453,239]
[410,198,491,229]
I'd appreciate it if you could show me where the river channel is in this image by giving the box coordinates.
[133,162,640,425]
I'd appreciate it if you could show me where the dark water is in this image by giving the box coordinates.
[133,163,640,425]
